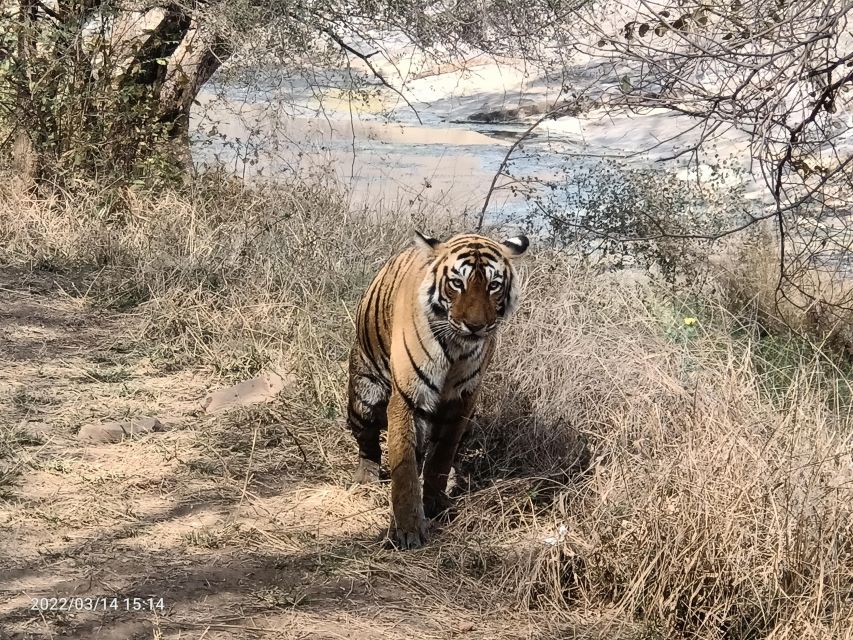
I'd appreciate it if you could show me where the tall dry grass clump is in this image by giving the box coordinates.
[448,253,853,639]
[0,173,417,382]
[715,225,853,359]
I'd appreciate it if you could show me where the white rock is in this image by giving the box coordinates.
[78,417,166,443]
[200,371,296,414]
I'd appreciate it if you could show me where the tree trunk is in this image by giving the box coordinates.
[157,22,232,174]
[107,11,231,177]
[8,1,231,184]
[11,131,37,185]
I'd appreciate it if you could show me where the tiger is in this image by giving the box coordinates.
[346,230,529,549]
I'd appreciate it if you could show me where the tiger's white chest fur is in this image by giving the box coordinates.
[444,342,488,396]
[410,324,490,407]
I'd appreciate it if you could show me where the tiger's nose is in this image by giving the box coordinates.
[463,321,486,333]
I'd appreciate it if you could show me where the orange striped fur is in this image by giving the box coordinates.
[347,231,529,548]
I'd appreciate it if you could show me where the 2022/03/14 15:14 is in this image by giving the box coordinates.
[30,596,166,612]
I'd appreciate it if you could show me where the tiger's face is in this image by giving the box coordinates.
[415,231,529,340]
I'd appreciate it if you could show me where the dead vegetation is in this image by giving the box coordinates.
[715,225,853,362]
[1,175,853,639]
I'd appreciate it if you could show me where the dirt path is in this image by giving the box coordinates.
[0,269,581,640]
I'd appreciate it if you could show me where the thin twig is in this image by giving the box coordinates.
[477,100,576,230]
[322,27,423,125]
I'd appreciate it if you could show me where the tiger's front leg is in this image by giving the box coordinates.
[386,390,429,549]
[422,394,476,519]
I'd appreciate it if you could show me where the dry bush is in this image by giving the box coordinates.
[715,226,853,360]
[0,172,429,385]
[441,252,853,638]
[465,257,677,484]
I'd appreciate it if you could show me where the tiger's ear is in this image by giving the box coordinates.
[413,230,442,253]
[502,235,529,256]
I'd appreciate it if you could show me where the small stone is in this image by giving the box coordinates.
[200,371,296,414]
[78,417,166,443]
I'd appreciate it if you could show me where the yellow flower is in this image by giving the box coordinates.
[683,317,698,327]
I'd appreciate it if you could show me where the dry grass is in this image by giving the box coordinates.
[2,174,853,639]
[715,225,853,360]
[424,253,853,639]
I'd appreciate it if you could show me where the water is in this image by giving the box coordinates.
[188,71,762,235]
[188,65,851,279]
[189,76,591,226]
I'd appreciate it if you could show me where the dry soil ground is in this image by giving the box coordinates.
[0,268,593,640]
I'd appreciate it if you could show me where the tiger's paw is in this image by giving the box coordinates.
[388,515,429,550]
[352,458,381,485]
